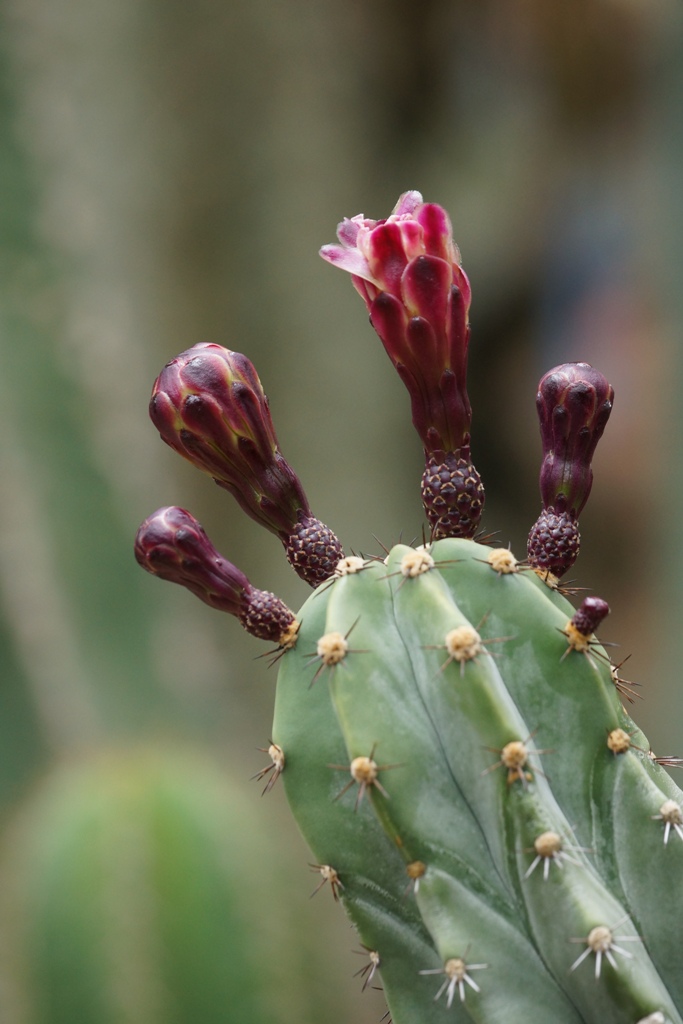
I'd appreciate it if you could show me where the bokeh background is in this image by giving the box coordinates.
[0,1,682,1020]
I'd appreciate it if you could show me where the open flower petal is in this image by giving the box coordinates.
[336,214,368,246]
[319,243,373,282]
[391,189,423,216]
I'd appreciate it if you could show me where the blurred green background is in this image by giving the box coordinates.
[0,0,682,1020]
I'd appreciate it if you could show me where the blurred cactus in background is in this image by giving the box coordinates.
[137,192,683,1023]
[0,14,357,1023]
[0,746,337,1024]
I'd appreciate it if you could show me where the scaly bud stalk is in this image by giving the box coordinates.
[134,506,299,647]
[527,362,613,579]
[149,344,343,585]
[321,192,484,539]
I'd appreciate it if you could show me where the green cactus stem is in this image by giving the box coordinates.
[273,541,683,1024]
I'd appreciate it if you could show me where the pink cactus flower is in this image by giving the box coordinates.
[320,190,471,315]
[320,191,472,458]
[321,191,483,539]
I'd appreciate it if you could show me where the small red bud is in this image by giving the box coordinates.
[571,597,610,637]
[135,506,298,645]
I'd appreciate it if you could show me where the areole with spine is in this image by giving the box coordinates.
[136,191,683,1024]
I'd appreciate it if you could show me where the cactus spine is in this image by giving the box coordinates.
[137,191,683,1024]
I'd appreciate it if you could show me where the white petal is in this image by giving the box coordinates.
[391,190,423,217]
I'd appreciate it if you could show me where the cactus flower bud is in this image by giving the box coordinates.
[527,362,614,579]
[134,506,299,647]
[320,191,483,540]
[149,344,343,586]
[570,596,610,638]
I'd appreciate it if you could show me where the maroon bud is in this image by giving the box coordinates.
[535,362,613,518]
[570,596,610,637]
[528,363,613,579]
[150,344,309,537]
[368,273,473,456]
[149,344,344,584]
[135,506,298,646]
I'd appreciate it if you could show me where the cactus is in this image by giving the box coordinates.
[137,191,683,1024]
[0,746,348,1024]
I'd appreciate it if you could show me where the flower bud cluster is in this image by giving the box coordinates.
[136,192,617,646]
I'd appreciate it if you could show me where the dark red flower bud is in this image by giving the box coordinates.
[150,344,308,535]
[570,596,610,637]
[321,192,483,539]
[134,506,299,647]
[528,363,613,579]
[535,362,614,517]
[149,344,343,586]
